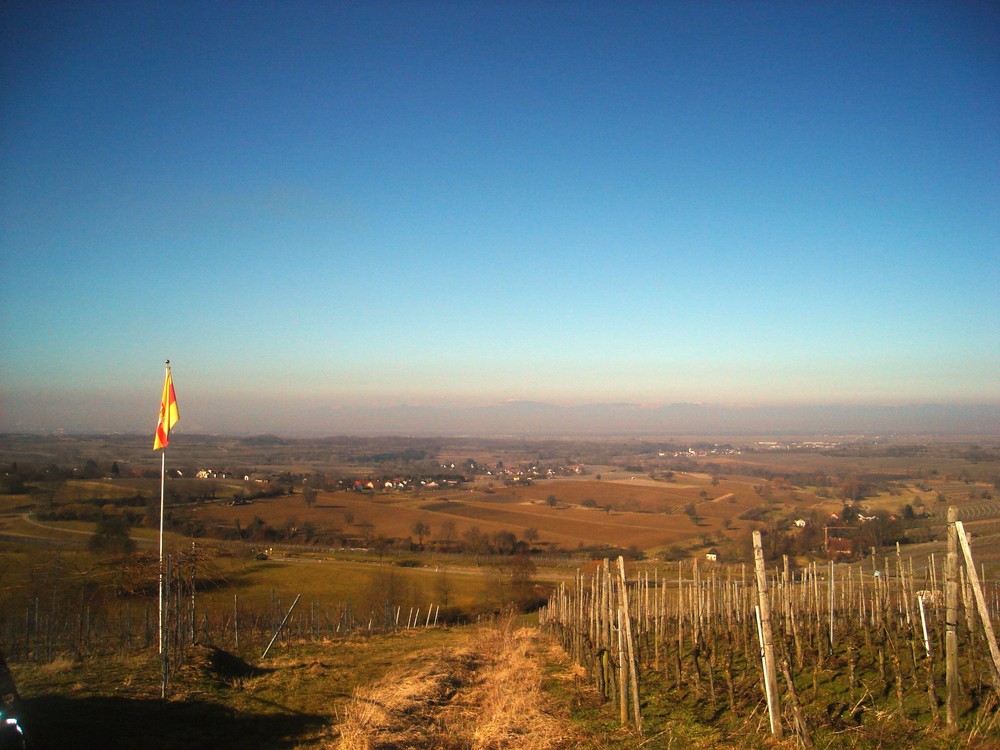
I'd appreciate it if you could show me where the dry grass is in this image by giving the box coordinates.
[331,615,579,750]
[452,620,573,749]
[332,644,474,749]
[33,656,77,674]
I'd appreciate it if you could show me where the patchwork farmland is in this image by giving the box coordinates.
[1,433,999,747]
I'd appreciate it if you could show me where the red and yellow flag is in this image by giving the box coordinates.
[153,367,179,450]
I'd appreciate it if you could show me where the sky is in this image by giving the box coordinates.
[1,1,998,435]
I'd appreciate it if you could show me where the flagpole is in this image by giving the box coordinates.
[152,359,178,699]
[157,359,171,658]
[159,447,165,655]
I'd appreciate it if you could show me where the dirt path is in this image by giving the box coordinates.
[328,619,589,749]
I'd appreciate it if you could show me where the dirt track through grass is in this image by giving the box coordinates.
[331,618,586,749]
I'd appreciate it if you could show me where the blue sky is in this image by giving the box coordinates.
[1,1,998,434]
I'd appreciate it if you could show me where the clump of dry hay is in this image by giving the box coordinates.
[451,623,571,749]
[332,615,576,750]
[333,648,475,750]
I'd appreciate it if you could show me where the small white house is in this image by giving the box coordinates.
[705,549,719,562]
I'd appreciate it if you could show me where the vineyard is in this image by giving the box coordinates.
[541,508,1000,747]
[0,547,458,704]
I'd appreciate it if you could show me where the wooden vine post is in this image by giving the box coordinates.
[752,530,783,740]
[617,556,642,734]
[945,506,959,732]
[828,560,834,649]
[954,520,1000,691]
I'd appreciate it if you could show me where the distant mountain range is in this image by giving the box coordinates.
[287,400,1000,436]
[3,390,999,436]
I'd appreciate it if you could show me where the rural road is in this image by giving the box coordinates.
[20,512,92,535]
[12,513,158,546]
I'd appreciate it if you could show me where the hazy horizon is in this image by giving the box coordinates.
[2,390,998,438]
[2,3,997,434]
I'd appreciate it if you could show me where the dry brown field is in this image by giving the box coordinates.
[4,432,998,563]
[191,472,837,555]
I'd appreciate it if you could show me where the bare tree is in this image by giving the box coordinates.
[440,519,457,549]
[413,521,430,549]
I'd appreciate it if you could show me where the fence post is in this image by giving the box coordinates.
[753,530,783,740]
[828,560,835,649]
[955,520,1000,691]
[945,506,959,732]
[617,556,642,734]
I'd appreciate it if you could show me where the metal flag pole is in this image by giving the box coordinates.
[158,361,169,657]
[158,447,166,655]
[152,359,178,700]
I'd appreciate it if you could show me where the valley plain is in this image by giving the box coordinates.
[2,431,1000,748]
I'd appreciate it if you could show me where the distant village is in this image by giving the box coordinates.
[193,458,588,496]
[190,439,856,493]
[657,440,844,459]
